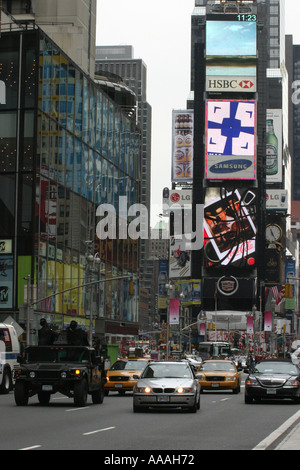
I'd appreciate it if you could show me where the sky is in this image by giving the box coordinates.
[96,0,300,227]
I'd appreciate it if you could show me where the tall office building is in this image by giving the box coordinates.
[292,45,300,201]
[1,0,97,77]
[0,3,142,344]
[95,46,153,327]
[185,0,295,343]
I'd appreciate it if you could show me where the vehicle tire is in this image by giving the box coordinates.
[0,368,12,394]
[188,398,198,413]
[197,395,200,410]
[133,402,146,413]
[38,392,51,405]
[74,379,88,407]
[104,390,109,396]
[245,394,253,404]
[92,386,105,404]
[14,381,29,406]
[233,385,240,394]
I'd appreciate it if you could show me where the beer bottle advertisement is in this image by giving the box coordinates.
[266,110,282,183]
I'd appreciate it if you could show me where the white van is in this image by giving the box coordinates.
[0,323,20,394]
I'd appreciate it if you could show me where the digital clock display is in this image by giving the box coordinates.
[237,14,257,22]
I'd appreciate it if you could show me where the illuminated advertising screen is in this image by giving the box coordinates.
[266,109,283,184]
[205,100,257,180]
[204,187,257,268]
[171,110,193,182]
[206,19,257,78]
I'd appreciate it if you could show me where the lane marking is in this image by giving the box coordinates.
[83,426,116,436]
[253,410,300,450]
[20,445,42,451]
[66,407,91,412]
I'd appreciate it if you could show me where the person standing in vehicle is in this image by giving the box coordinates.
[38,319,58,346]
[66,321,89,346]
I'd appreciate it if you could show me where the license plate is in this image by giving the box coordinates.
[42,385,53,391]
[115,383,123,389]
[267,389,276,395]
[211,383,220,388]
[157,395,169,403]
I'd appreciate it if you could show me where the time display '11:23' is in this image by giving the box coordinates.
[237,14,257,22]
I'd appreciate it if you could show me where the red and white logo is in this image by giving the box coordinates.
[170,193,181,203]
[239,80,254,89]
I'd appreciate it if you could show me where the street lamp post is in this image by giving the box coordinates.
[85,242,101,346]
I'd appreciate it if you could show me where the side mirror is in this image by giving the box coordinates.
[132,374,140,380]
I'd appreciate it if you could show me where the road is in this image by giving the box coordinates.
[0,375,300,451]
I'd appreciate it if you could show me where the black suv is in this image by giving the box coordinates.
[14,346,106,407]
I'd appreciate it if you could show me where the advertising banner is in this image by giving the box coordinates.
[264,311,273,332]
[171,110,194,183]
[205,100,257,180]
[174,279,201,305]
[204,187,257,268]
[266,109,282,184]
[247,316,254,334]
[169,299,180,325]
[169,236,191,279]
[266,190,288,211]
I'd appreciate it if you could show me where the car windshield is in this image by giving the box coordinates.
[111,360,148,371]
[252,362,299,375]
[141,363,193,379]
[25,347,90,364]
[199,362,236,372]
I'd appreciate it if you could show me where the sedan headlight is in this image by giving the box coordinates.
[29,371,35,378]
[177,387,194,394]
[286,377,300,386]
[246,376,258,385]
[225,376,237,382]
[135,386,152,393]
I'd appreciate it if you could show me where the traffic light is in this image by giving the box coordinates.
[281,284,293,299]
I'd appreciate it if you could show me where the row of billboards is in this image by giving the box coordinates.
[172,105,282,183]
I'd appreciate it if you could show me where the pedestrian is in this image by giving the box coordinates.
[66,320,89,346]
[38,318,58,346]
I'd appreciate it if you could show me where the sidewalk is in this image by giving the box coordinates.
[254,410,300,450]
[274,419,300,450]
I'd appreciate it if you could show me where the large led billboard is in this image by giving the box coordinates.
[204,187,257,268]
[205,100,257,180]
[206,19,257,78]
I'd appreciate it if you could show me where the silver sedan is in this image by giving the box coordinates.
[133,361,201,413]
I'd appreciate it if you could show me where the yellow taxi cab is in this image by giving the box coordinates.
[196,359,241,394]
[105,358,149,395]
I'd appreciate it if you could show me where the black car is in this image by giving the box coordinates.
[14,346,106,407]
[245,359,300,404]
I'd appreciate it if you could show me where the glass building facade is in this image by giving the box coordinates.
[0,28,141,337]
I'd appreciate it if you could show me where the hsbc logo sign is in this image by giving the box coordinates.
[206,76,256,93]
